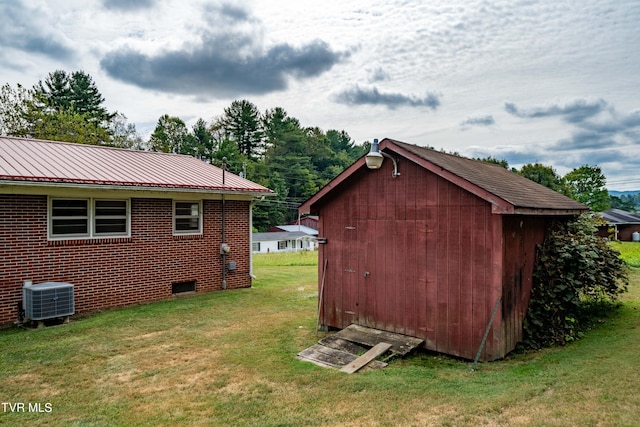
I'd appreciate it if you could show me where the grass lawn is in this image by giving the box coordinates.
[610,241,640,267]
[1,250,639,426]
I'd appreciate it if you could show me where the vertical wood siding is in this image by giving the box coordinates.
[501,216,546,353]
[316,160,513,360]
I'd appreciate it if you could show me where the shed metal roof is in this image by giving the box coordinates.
[390,139,587,212]
[600,209,640,224]
[0,136,272,195]
[300,138,588,215]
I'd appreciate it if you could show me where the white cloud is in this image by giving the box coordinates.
[0,0,639,188]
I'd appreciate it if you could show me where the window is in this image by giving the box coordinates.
[278,241,287,250]
[94,200,128,235]
[49,198,129,239]
[51,199,89,237]
[173,201,202,235]
[252,242,260,252]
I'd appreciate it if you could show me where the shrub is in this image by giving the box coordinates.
[523,214,628,349]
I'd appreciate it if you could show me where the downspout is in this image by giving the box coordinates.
[221,157,227,290]
[249,199,256,280]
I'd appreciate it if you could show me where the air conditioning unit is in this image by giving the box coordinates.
[23,282,75,321]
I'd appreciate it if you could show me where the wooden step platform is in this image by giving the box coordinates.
[297,344,388,370]
[332,324,424,357]
[297,324,424,373]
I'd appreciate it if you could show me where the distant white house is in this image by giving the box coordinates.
[252,231,317,253]
[267,224,319,236]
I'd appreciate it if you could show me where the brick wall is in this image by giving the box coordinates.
[0,194,252,325]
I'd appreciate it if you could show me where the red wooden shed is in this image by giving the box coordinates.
[299,138,587,361]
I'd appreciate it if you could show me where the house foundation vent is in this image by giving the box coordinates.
[172,280,196,294]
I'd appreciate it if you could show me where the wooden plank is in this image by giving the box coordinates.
[383,221,396,332]
[416,219,429,344]
[374,219,387,331]
[297,343,388,370]
[471,200,489,361]
[317,334,389,369]
[488,214,504,360]
[362,219,377,328]
[340,342,393,374]
[447,185,462,357]
[334,324,423,356]
[297,344,356,369]
[436,177,450,354]
[458,191,474,359]
[403,219,417,337]
[319,335,370,354]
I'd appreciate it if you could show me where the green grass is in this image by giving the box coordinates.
[1,252,639,426]
[610,241,640,267]
[253,250,318,266]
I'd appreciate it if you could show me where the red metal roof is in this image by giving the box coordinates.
[0,136,272,195]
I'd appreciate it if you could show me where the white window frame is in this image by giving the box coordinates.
[93,199,130,237]
[173,200,202,235]
[48,197,130,240]
[277,240,287,250]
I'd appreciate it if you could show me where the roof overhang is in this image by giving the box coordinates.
[1,179,274,200]
[300,138,588,216]
[299,139,517,214]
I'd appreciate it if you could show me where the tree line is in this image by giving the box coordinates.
[2,70,638,230]
[0,71,367,230]
[0,70,142,149]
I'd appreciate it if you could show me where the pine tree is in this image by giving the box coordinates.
[221,100,263,159]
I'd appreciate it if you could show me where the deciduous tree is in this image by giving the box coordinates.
[109,112,145,149]
[149,114,191,154]
[519,163,571,196]
[564,165,610,211]
[0,83,31,136]
[29,108,111,145]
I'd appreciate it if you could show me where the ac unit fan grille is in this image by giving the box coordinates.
[24,282,75,321]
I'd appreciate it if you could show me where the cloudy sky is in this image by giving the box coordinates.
[2,0,640,190]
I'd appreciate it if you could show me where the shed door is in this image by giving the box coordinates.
[341,223,359,326]
[357,219,378,329]
[357,219,407,333]
[331,220,393,330]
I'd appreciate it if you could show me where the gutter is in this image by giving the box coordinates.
[0,178,272,197]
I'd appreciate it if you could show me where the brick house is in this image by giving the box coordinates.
[0,136,272,325]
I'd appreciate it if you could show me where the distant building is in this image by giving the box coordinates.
[252,231,316,253]
[598,209,640,241]
[292,215,319,230]
[267,224,318,235]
